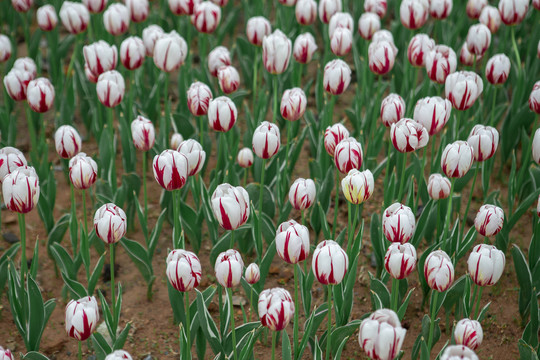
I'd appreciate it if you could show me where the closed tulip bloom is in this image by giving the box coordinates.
[211,184,250,230]
[85,64,98,83]
[96,70,125,108]
[454,319,483,350]
[384,243,417,279]
[280,87,307,121]
[413,96,451,135]
[105,351,132,360]
[358,12,380,40]
[400,0,429,29]
[0,147,27,182]
[459,42,483,67]
[485,54,510,85]
[120,37,145,70]
[152,150,188,190]
[3,69,33,101]
[318,0,341,23]
[380,93,406,128]
[37,5,58,31]
[382,203,416,244]
[534,0,540,10]
[12,0,32,12]
[55,125,82,159]
[245,263,260,284]
[324,123,349,157]
[169,0,200,15]
[83,0,106,13]
[258,288,295,331]
[295,0,317,25]
[425,250,454,291]
[289,178,316,210]
[312,240,348,285]
[474,204,504,237]
[372,30,398,55]
[192,2,221,33]
[498,0,529,25]
[293,33,318,64]
[467,125,498,161]
[427,173,451,200]
[369,40,397,75]
[217,66,240,94]
[170,133,184,149]
[334,137,363,174]
[69,153,98,190]
[262,30,292,74]
[0,347,14,360]
[208,96,237,132]
[237,148,254,168]
[468,243,505,286]
[466,0,487,18]
[466,24,491,56]
[166,249,202,292]
[214,249,244,288]
[246,16,271,46]
[211,0,229,7]
[142,25,165,57]
[13,57,37,78]
[208,46,231,77]
[104,3,130,36]
[430,0,452,19]
[153,32,188,72]
[445,71,483,111]
[26,78,55,113]
[441,141,474,178]
[276,220,310,263]
[407,34,434,68]
[441,345,479,360]
[479,6,501,33]
[94,203,127,243]
[252,121,281,159]
[330,27,353,56]
[2,166,39,213]
[125,0,148,22]
[187,82,212,116]
[0,35,11,63]
[359,309,406,360]
[65,296,99,341]
[177,139,205,176]
[341,169,374,205]
[60,2,90,34]
[324,59,351,95]
[131,116,155,151]
[391,118,429,153]
[425,45,457,84]
[83,41,118,79]
[364,0,387,17]
[530,82,540,114]
[328,12,353,38]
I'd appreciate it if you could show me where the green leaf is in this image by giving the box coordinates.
[91,332,113,360]
[88,255,106,296]
[61,272,87,299]
[512,244,533,321]
[180,201,202,252]
[120,238,153,285]
[369,273,390,309]
[397,288,415,321]
[22,352,50,360]
[282,330,292,360]
[195,288,223,355]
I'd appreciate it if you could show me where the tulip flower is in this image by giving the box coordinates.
[105,351,133,360]
[372,30,398,54]
[192,1,221,33]
[382,203,416,244]
[69,153,98,190]
[246,16,271,46]
[176,139,205,177]
[125,0,148,22]
[166,249,202,292]
[400,0,429,30]
[364,0,387,17]
[13,57,37,78]
[252,121,281,159]
[295,0,317,25]
[323,59,352,95]
[485,54,510,85]
[142,25,165,57]
[258,288,295,331]
[358,12,381,40]
[217,66,240,94]
[0,347,14,360]
[341,169,374,205]
[534,0,540,10]
[12,0,32,12]
[131,116,155,152]
[187,81,213,116]
[441,141,475,178]
[427,173,451,200]
[479,6,501,33]
[466,24,491,57]
[153,32,188,72]
[468,243,505,286]
[0,147,27,181]
[37,5,58,31]
[103,3,130,36]
[318,0,341,23]
[529,81,540,114]
[407,34,435,67]
[293,33,318,64]
[168,0,199,15]
[237,148,254,168]
[120,37,145,70]
[324,123,349,157]
[65,296,99,341]
[93,203,127,244]
[83,0,107,13]
[474,204,504,237]
[466,0,487,19]
[288,178,316,210]
[413,96,452,135]
[207,96,237,132]
[425,45,457,84]
[391,118,429,153]
[498,0,529,25]
[312,240,348,285]
[380,93,406,128]
[441,345,479,360]
[3,69,33,101]
[424,250,454,292]
[358,309,406,360]
[275,220,310,264]
[152,150,188,191]
[445,71,483,111]
[330,27,353,56]
[170,133,184,149]
[460,42,483,67]
[429,0,452,19]
[2,166,39,214]
[96,70,125,108]
[454,319,483,350]
[328,12,353,38]
[211,183,250,231]
[83,41,118,79]
[245,263,260,284]
[280,88,307,121]
[60,2,90,34]
[208,46,231,77]
[215,249,244,288]
[368,40,397,75]
[262,30,292,75]
[334,138,363,174]
[26,77,55,113]
[384,243,417,279]
[0,35,11,63]
[467,125,499,161]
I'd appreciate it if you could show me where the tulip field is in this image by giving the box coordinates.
[1,0,540,358]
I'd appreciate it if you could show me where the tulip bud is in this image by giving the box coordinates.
[391,118,429,153]
[104,3,130,36]
[262,30,292,75]
[177,139,206,176]
[207,96,237,132]
[358,12,380,40]
[94,203,127,244]
[37,5,58,31]
[258,288,295,331]
[530,82,540,114]
[441,141,474,178]
[334,137,363,174]
[364,0,387,17]
[485,54,510,85]
[459,42,482,67]
[454,319,483,350]
[12,0,32,12]
[187,81,213,116]
[2,166,39,213]
[166,249,202,292]
[430,0,452,19]
[55,125,82,159]
[217,66,240,94]
[427,173,451,200]
[328,12,353,38]
[330,27,353,56]
[65,296,99,341]
[192,2,221,33]
[0,347,14,360]
[83,41,118,79]
[400,0,429,30]
[131,116,155,152]
[380,93,406,127]
[245,263,260,284]
[295,0,317,25]
[312,240,348,285]
[214,249,244,288]
[96,70,125,108]
[318,0,341,24]
[359,309,406,360]
[341,169,374,205]
[120,36,145,71]
[142,25,165,57]
[208,46,231,77]
[466,24,491,56]
[384,243,417,279]
[280,87,307,121]
[288,178,316,210]
[479,6,501,33]
[425,250,454,291]
[0,35,11,63]
[413,96,452,136]
[276,220,310,263]
[468,243,505,286]
[26,78,55,113]
[498,0,529,25]
[105,351,132,360]
[382,203,416,244]
[125,0,149,22]
[237,148,254,168]
[69,153,98,190]
[83,0,107,13]
[466,0,487,18]
[13,57,36,76]
[324,59,352,95]
[425,45,457,84]
[152,150,188,190]
[169,0,200,15]
[153,32,188,72]
[246,16,271,46]
[211,183,250,230]
[60,2,90,34]
[252,121,281,159]
[467,125,499,162]
[0,147,27,182]
[445,71,483,111]
[324,123,350,157]
[293,33,318,64]
[368,40,397,75]
[441,345,479,360]
[534,0,540,10]
[474,204,504,237]
[170,133,184,149]
[3,69,33,101]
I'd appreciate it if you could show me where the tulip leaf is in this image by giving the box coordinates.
[508,188,540,230]
[120,238,153,286]
[282,330,292,360]
[522,288,539,348]
[455,226,477,261]
[256,239,276,294]
[332,337,348,360]
[517,339,540,360]
[397,288,415,321]
[91,332,113,360]
[148,208,167,258]
[512,244,533,322]
[113,322,131,351]
[180,202,202,252]
[477,301,492,322]
[195,288,223,355]
[410,199,433,247]
[49,243,77,279]
[369,273,390,310]
[317,202,331,240]
[330,320,362,350]
[88,255,106,296]
[0,243,20,299]
[22,352,50,360]
[60,272,87,299]
[238,328,263,360]
[246,183,276,219]
[46,213,70,248]
[167,281,185,325]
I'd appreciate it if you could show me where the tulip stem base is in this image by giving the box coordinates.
[293,264,299,358]
[391,278,399,312]
[229,230,235,249]
[78,341,82,360]
[326,284,332,360]
[271,330,277,360]
[228,288,238,360]
[18,213,27,279]
[110,243,116,320]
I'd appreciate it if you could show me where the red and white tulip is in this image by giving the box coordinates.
[382,202,416,244]
[312,240,348,285]
[424,250,454,291]
[211,184,250,230]
[166,249,202,292]
[93,203,127,244]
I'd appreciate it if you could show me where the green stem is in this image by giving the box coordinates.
[489,87,497,127]
[286,120,292,172]
[391,278,399,312]
[18,213,27,278]
[110,243,116,319]
[199,114,204,146]
[383,138,393,208]
[257,159,266,262]
[107,107,117,191]
[64,34,81,86]
[142,151,148,240]
[442,179,456,243]
[470,282,478,317]
[173,190,183,248]
[185,291,192,356]
[332,168,339,239]
[272,76,278,123]
[346,202,352,254]
[301,210,305,227]
[415,147,427,213]
[78,341,82,360]
[243,168,248,188]
[429,134,437,174]
[435,200,441,242]
[252,50,259,115]
[293,264,299,358]
[25,105,37,154]
[229,230,235,249]
[510,26,521,74]
[248,285,253,321]
[228,288,238,360]
[21,12,30,58]
[427,290,440,350]
[326,284,332,360]
[271,330,277,360]
[474,286,483,319]
[397,152,407,202]
[462,163,479,237]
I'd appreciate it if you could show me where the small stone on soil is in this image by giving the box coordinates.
[3,232,19,244]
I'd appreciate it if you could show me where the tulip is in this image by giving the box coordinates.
[424,250,454,291]
[83,41,118,79]
[445,71,483,111]
[245,263,260,284]
[498,0,529,25]
[153,32,188,72]
[65,296,99,341]
[152,150,188,190]
[318,0,341,23]
[177,139,205,176]
[0,35,11,63]
[288,178,316,210]
[83,0,106,13]
[125,0,148,22]
[85,63,100,83]
[391,118,429,153]
[262,30,292,74]
[166,249,202,292]
[37,5,58,31]
[413,96,452,135]
[466,0,487,19]
[275,220,310,264]
[142,25,165,57]
[341,169,374,205]
[330,27,353,56]
[26,77,55,113]
[3,69,33,101]
[120,37,145,71]
[55,125,82,160]
[382,203,416,244]
[328,12,353,38]
[358,12,380,40]
[252,121,281,159]
[295,0,317,25]
[103,3,130,36]
[258,288,295,331]
[0,347,14,360]
[94,203,127,244]
[454,319,483,350]
[425,45,457,84]
[460,43,483,67]
[278,0,296,5]
[467,125,499,162]
[427,173,451,200]
[529,81,540,114]
[324,123,349,157]
[0,147,27,182]
[246,16,271,46]
[60,2,89,34]
[131,116,155,152]
[105,351,133,360]
[293,33,318,64]
[13,57,37,78]
[369,40,397,75]
[364,0,387,17]
[96,70,125,108]
[324,59,352,95]
[211,183,250,230]
[372,30,398,54]
[207,96,237,132]
[280,88,307,121]
[2,166,39,213]
[237,148,254,168]
[384,243,417,279]
[400,0,429,30]
[534,0,540,10]
[69,153,98,190]
[474,204,504,237]
[358,309,406,360]
[466,24,491,56]
[429,0,452,19]
[479,6,501,33]
[485,54,510,85]
[468,243,505,286]
[192,1,221,33]
[208,46,231,77]
[407,34,434,68]
[380,93,405,128]
[217,66,240,94]
[440,345,479,360]
[334,138,363,174]
[441,141,475,178]
[214,249,244,288]
[312,240,348,284]
[170,133,184,149]
[187,81,213,116]
[169,0,200,15]
[12,0,32,12]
